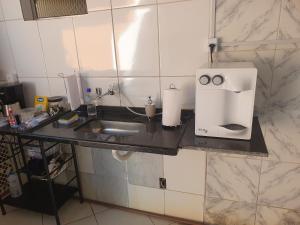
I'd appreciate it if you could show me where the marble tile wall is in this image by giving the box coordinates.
[205,1,300,224]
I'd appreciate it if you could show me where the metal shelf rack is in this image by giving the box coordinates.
[0,123,83,225]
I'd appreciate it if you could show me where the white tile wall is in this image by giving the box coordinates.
[164,149,206,195]
[73,11,117,77]
[18,77,50,107]
[158,0,209,76]
[75,146,95,174]
[160,76,195,109]
[165,190,204,222]
[0,2,3,21]
[111,0,156,9]
[48,77,67,96]
[0,0,23,20]
[6,20,46,77]
[0,0,210,108]
[119,77,161,107]
[86,0,111,12]
[38,18,79,77]
[113,5,159,77]
[128,184,164,214]
[0,22,16,79]
[81,77,120,106]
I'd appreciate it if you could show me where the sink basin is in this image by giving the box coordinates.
[75,119,144,136]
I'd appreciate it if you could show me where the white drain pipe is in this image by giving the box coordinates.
[112,150,134,162]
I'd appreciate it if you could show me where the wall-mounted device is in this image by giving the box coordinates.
[195,62,257,140]
[20,0,88,21]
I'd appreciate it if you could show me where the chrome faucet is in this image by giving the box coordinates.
[96,86,115,99]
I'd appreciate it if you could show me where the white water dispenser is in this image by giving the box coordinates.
[195,62,257,140]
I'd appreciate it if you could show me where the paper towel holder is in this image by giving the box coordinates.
[162,83,182,128]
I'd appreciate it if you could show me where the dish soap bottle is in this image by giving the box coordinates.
[145,96,156,118]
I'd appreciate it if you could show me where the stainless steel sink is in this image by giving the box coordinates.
[76,119,144,136]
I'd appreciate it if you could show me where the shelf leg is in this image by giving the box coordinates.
[9,141,23,189]
[70,143,83,203]
[0,198,6,215]
[40,141,61,225]
[0,135,6,215]
[17,136,31,183]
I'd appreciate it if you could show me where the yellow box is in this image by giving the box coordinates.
[34,96,48,112]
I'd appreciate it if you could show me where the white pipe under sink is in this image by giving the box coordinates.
[112,150,134,162]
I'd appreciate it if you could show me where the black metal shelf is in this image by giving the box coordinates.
[3,179,77,215]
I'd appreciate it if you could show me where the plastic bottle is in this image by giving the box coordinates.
[7,172,22,198]
[7,107,17,127]
[85,88,96,116]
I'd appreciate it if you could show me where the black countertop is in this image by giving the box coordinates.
[3,106,268,157]
[21,107,191,156]
[180,117,268,156]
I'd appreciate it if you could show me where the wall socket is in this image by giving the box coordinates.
[208,37,218,52]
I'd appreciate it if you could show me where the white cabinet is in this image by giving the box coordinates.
[165,190,204,222]
[163,149,206,195]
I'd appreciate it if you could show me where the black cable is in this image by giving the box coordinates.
[209,43,216,64]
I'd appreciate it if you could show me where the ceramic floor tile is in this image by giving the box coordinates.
[0,209,42,225]
[95,208,153,225]
[67,216,98,225]
[43,199,93,225]
[90,202,109,214]
[149,216,175,225]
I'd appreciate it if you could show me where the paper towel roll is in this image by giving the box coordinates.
[162,86,182,127]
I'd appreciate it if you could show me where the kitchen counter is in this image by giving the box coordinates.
[180,117,268,156]
[21,107,191,156]
[4,106,268,157]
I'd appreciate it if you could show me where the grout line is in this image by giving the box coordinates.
[89,202,101,225]
[35,20,51,95]
[253,158,263,225]
[203,152,208,223]
[156,0,162,106]
[148,216,156,225]
[275,0,284,42]
[2,19,18,77]
[109,0,122,107]
[268,0,284,103]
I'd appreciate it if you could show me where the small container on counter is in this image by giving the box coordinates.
[48,96,65,116]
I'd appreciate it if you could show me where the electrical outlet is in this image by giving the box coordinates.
[208,37,218,52]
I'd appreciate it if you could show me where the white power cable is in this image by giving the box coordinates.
[209,0,216,38]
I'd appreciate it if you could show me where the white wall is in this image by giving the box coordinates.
[0,0,209,108]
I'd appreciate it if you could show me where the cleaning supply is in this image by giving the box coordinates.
[34,96,48,112]
[7,172,22,198]
[58,112,79,125]
[145,96,156,118]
